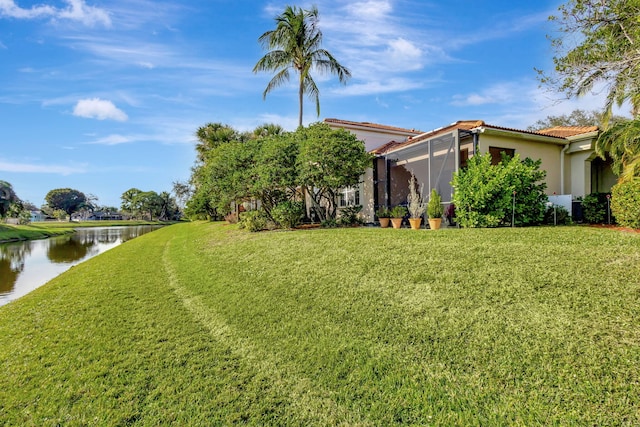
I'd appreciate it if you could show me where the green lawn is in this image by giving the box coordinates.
[1,222,639,425]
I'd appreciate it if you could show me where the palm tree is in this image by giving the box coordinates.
[253,5,351,127]
[195,123,239,162]
[595,117,640,181]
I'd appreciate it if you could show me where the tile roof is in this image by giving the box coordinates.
[536,126,599,138]
[372,120,483,154]
[324,118,422,135]
[371,120,599,155]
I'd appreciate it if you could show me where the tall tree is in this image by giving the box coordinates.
[527,109,627,131]
[195,123,241,163]
[540,0,640,122]
[0,181,19,218]
[44,188,87,220]
[121,188,142,217]
[253,5,351,127]
[297,123,372,221]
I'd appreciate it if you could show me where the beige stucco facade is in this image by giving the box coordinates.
[475,128,566,195]
[327,118,610,224]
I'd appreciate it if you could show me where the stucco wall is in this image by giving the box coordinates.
[477,132,564,195]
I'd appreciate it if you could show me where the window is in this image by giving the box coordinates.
[339,186,360,207]
[460,148,469,169]
[489,146,515,165]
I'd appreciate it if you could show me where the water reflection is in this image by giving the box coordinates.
[0,225,162,306]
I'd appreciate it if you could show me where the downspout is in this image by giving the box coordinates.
[472,128,482,155]
[560,143,570,194]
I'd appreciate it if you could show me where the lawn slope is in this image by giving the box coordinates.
[1,222,639,425]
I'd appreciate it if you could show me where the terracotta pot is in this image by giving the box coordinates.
[390,218,403,229]
[428,218,442,230]
[409,217,422,230]
[379,217,390,228]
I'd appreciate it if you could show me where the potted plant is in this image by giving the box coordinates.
[389,205,407,229]
[376,206,390,228]
[427,189,444,230]
[407,173,427,230]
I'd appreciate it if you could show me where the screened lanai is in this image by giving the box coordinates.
[373,127,477,215]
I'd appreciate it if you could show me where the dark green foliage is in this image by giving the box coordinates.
[0,181,20,218]
[238,210,269,232]
[320,218,338,228]
[544,205,572,225]
[44,188,87,218]
[297,123,372,222]
[580,192,611,224]
[611,179,640,229]
[389,205,407,218]
[542,0,640,121]
[338,205,363,226]
[595,118,640,180]
[375,206,390,218]
[271,201,304,229]
[187,122,370,226]
[452,153,548,227]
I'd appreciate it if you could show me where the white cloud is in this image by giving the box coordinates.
[87,134,133,145]
[0,0,110,27]
[73,98,128,121]
[0,159,87,175]
[337,78,425,96]
[451,82,520,106]
[57,0,111,27]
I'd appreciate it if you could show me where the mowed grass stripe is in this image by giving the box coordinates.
[161,231,369,426]
[1,225,309,425]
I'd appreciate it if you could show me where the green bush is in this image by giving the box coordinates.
[611,179,640,229]
[338,205,364,226]
[389,205,407,218]
[452,153,547,228]
[238,210,269,232]
[427,189,443,219]
[580,192,611,224]
[375,206,390,218]
[543,205,572,225]
[320,218,338,228]
[271,200,304,229]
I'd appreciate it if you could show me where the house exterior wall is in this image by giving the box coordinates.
[477,132,564,194]
[361,167,375,221]
[565,134,599,198]
[568,151,592,197]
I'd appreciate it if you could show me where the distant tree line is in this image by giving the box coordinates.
[0,182,181,224]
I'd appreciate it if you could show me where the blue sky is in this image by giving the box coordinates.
[0,0,620,208]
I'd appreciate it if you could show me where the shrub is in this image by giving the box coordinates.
[320,218,338,228]
[452,153,547,227]
[581,192,611,224]
[224,212,238,224]
[427,189,443,219]
[611,179,640,229]
[407,174,427,218]
[389,205,407,218]
[375,206,390,218]
[238,210,269,232]
[271,200,304,229]
[338,205,364,226]
[543,205,572,225]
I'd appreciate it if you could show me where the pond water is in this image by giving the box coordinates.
[0,225,162,306]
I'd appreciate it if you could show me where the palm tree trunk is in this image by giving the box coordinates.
[298,77,304,128]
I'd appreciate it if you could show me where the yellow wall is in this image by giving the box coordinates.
[478,132,564,194]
